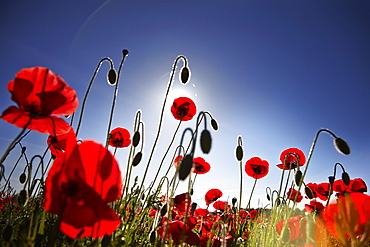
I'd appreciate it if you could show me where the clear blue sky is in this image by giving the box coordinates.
[1,0,369,209]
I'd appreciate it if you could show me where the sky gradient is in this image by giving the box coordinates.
[1,0,369,209]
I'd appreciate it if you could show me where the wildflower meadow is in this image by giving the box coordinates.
[0,50,369,247]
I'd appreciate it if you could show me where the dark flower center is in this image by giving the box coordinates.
[194,163,206,172]
[251,165,267,175]
[176,102,190,118]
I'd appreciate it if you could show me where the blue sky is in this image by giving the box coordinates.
[1,0,369,209]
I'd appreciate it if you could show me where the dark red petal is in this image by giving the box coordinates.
[7,78,33,109]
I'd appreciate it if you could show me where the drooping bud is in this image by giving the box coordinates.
[180,66,191,84]
[2,225,12,242]
[342,172,351,186]
[232,197,237,207]
[294,170,303,186]
[160,204,168,216]
[21,147,27,154]
[19,173,27,184]
[267,194,271,201]
[305,186,313,199]
[179,154,193,180]
[132,152,142,167]
[191,202,197,214]
[328,176,335,184]
[132,131,140,147]
[149,231,156,244]
[122,49,129,56]
[235,146,243,161]
[107,68,117,85]
[334,137,350,155]
[200,129,212,154]
[211,119,219,131]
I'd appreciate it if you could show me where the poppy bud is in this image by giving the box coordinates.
[334,137,350,155]
[132,152,142,167]
[235,146,243,161]
[328,176,335,184]
[2,225,12,242]
[200,129,212,154]
[294,170,303,186]
[342,172,350,186]
[190,188,194,195]
[191,202,197,214]
[132,131,140,147]
[107,68,117,85]
[0,164,4,182]
[122,49,129,56]
[267,194,271,201]
[149,231,156,243]
[305,186,313,199]
[211,118,219,131]
[18,189,28,206]
[21,146,27,154]
[101,235,112,247]
[179,154,193,180]
[281,228,291,243]
[19,173,27,184]
[160,204,168,216]
[232,197,237,206]
[275,198,281,206]
[180,66,191,84]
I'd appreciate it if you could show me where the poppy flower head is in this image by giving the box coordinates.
[170,97,196,121]
[249,209,259,219]
[192,157,211,174]
[44,140,122,238]
[205,188,223,205]
[304,200,325,214]
[47,128,77,158]
[287,188,303,203]
[245,157,269,179]
[213,200,228,211]
[1,67,78,135]
[276,215,307,242]
[277,148,306,170]
[108,127,131,148]
[333,178,367,197]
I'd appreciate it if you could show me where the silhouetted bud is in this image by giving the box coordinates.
[150,231,156,243]
[267,194,271,201]
[180,67,191,84]
[101,235,112,247]
[21,146,27,154]
[232,197,237,207]
[107,68,117,85]
[19,173,27,184]
[18,189,28,206]
[211,119,218,131]
[200,129,212,154]
[190,188,194,195]
[122,49,129,56]
[132,131,140,147]
[160,204,168,216]
[179,154,193,180]
[132,152,142,167]
[275,198,281,206]
[0,164,4,183]
[235,146,243,161]
[2,225,12,242]
[191,202,197,214]
[305,186,313,199]
[328,176,335,184]
[334,138,350,155]
[294,170,303,186]
[342,172,351,186]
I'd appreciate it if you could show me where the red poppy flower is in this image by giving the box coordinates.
[277,148,306,170]
[1,67,78,135]
[157,219,199,245]
[170,97,196,121]
[193,157,211,174]
[321,192,370,240]
[333,178,367,197]
[213,200,228,211]
[108,127,131,148]
[287,188,303,203]
[304,200,325,214]
[315,182,331,201]
[194,208,209,217]
[44,140,122,238]
[173,192,191,213]
[205,189,223,205]
[276,215,307,242]
[173,155,183,170]
[245,157,269,179]
[249,209,258,219]
[47,128,77,158]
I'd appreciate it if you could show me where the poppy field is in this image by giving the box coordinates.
[1,50,370,247]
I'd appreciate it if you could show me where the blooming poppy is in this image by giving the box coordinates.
[1,67,78,135]
[108,127,131,148]
[205,189,223,205]
[249,209,258,219]
[44,140,122,238]
[173,192,191,213]
[304,200,325,214]
[333,178,367,197]
[321,192,370,241]
[170,97,196,121]
[315,182,331,201]
[157,219,199,245]
[287,188,303,203]
[276,215,307,242]
[194,208,209,217]
[277,148,306,170]
[245,157,269,179]
[47,128,77,158]
[213,200,228,211]
[193,157,211,174]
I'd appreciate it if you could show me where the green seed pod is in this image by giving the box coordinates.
[235,146,243,161]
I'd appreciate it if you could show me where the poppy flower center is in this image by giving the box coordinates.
[251,165,267,175]
[194,164,205,172]
[176,102,190,118]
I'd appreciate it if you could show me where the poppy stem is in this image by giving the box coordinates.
[247,178,258,209]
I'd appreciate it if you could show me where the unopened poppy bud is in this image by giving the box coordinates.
[2,225,12,242]
[18,189,28,206]
[160,204,168,216]
[281,228,291,243]
[328,176,335,184]
[267,194,271,201]
[180,66,191,84]
[132,131,140,147]
[0,164,4,182]
[190,188,194,195]
[211,118,218,131]
[21,147,27,154]
[179,154,193,180]
[235,146,243,161]
[200,129,212,154]
[19,173,27,184]
[334,137,350,155]
[305,186,313,199]
[149,231,156,243]
[107,68,117,85]
[132,152,142,167]
[122,49,129,56]
[294,170,303,186]
[101,235,112,247]
[342,172,350,186]
[191,202,197,214]
[232,197,237,206]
